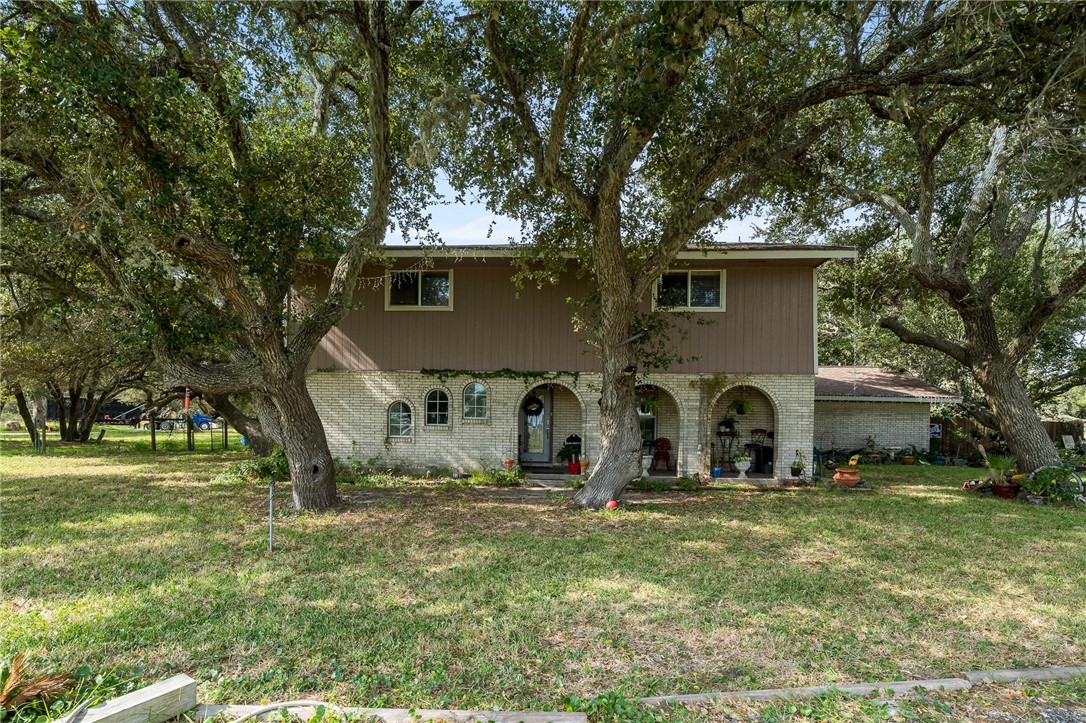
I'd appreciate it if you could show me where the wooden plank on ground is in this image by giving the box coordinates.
[962,667,1086,684]
[76,674,197,723]
[641,678,971,707]
[192,704,586,723]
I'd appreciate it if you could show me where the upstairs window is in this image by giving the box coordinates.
[388,401,413,438]
[386,270,452,310]
[654,270,725,311]
[463,382,489,420]
[425,390,449,426]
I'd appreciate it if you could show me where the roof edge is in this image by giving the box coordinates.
[381,244,858,261]
[815,395,963,404]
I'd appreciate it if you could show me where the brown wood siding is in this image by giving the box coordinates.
[306,261,815,374]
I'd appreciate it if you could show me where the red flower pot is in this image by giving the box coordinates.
[992,482,1020,500]
[833,467,862,488]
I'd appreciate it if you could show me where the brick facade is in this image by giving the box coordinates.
[814,400,931,452]
[307,370,816,479]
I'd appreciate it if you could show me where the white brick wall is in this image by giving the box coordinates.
[307,370,816,479]
[814,400,931,452]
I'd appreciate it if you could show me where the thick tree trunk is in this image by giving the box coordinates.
[77,390,109,442]
[270,373,336,510]
[65,386,82,442]
[574,212,643,508]
[252,393,284,449]
[13,386,38,446]
[573,341,643,508]
[974,361,1058,473]
[204,392,275,457]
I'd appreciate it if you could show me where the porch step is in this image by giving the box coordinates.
[524,473,581,488]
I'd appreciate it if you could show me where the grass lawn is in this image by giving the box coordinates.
[2,428,1084,718]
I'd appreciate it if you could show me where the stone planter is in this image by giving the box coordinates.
[833,466,862,488]
[641,455,653,476]
[735,459,751,479]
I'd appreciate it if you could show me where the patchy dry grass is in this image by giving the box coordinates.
[2,432,1084,717]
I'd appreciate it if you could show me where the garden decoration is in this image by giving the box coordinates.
[733,452,751,479]
[605,500,619,510]
[833,455,863,487]
[986,454,1020,499]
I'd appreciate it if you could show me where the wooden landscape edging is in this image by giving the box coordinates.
[640,678,971,708]
[640,666,1086,709]
[961,666,1086,684]
[58,666,1086,722]
[65,674,198,723]
[191,704,587,723]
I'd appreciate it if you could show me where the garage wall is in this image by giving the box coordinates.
[814,400,931,452]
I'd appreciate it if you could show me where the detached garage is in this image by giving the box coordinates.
[814,366,961,452]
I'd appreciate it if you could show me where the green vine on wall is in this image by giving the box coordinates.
[690,372,753,419]
[420,368,582,389]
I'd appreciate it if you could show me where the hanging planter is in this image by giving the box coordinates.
[729,398,752,415]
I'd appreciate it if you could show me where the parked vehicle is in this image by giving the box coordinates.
[157,411,215,431]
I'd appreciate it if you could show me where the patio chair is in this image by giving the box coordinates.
[652,437,672,471]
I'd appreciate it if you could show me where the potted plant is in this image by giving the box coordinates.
[790,450,806,478]
[718,414,735,433]
[557,444,581,475]
[986,453,1019,500]
[729,399,752,416]
[900,445,916,465]
[733,452,751,478]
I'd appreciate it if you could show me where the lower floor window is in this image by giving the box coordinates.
[425,390,449,426]
[388,401,413,438]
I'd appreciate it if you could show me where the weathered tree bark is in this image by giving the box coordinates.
[13,385,38,446]
[252,393,284,448]
[973,361,1058,472]
[204,392,274,457]
[270,373,336,510]
[574,217,643,507]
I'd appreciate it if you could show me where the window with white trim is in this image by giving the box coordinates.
[386,270,452,310]
[388,401,413,438]
[425,389,449,426]
[653,270,725,311]
[463,382,488,420]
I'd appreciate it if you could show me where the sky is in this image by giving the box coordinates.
[412,177,767,246]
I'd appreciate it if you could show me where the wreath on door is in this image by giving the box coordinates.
[522,395,544,416]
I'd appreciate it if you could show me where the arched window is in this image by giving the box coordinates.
[463,382,488,420]
[425,389,449,426]
[388,401,412,438]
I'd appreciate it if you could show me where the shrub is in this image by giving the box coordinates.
[1023,462,1082,502]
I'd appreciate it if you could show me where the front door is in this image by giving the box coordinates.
[519,387,551,463]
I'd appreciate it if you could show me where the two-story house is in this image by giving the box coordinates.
[305,244,856,478]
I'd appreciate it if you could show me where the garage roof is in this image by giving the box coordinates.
[815,366,962,403]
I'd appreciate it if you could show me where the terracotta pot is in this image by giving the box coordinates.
[991,481,1020,500]
[833,466,862,488]
[901,456,915,465]
[579,460,588,474]
[502,457,515,470]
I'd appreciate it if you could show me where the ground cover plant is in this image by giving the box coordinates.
[2,431,1084,719]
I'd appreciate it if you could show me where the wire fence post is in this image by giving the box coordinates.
[268,476,275,553]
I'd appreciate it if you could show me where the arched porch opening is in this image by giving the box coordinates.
[708,384,779,478]
[637,384,681,477]
[516,382,585,470]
